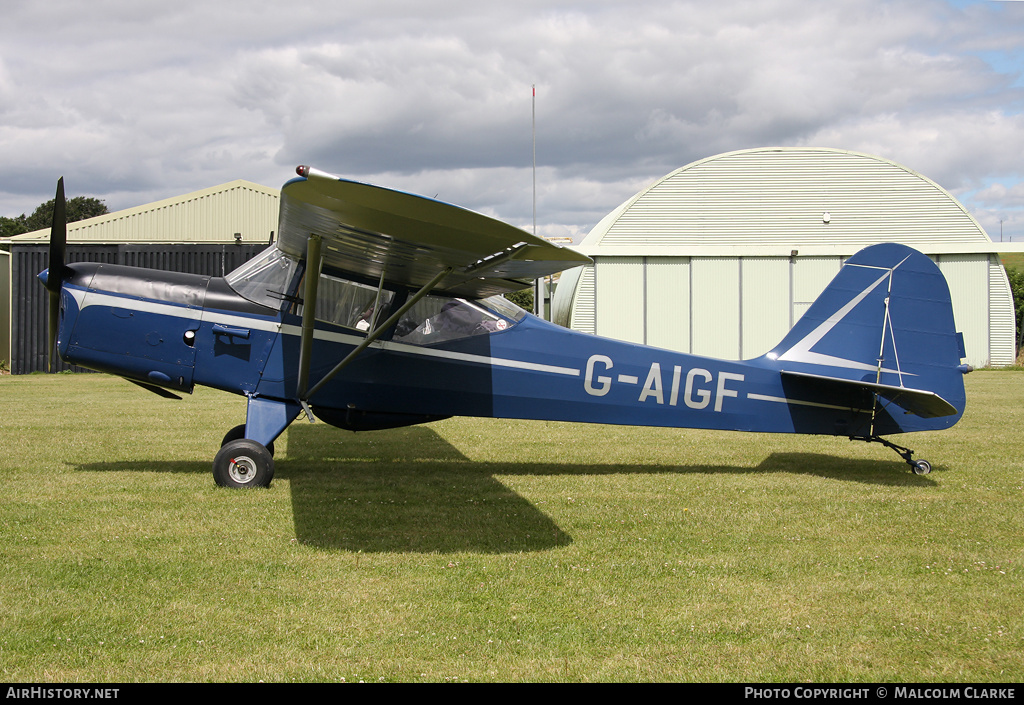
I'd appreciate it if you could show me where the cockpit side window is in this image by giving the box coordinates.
[227,249,524,341]
[313,274,394,330]
[393,295,511,344]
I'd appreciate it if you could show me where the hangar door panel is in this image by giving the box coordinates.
[936,255,989,367]
[792,257,841,327]
[595,257,644,344]
[741,257,790,359]
[646,257,690,353]
[691,258,739,359]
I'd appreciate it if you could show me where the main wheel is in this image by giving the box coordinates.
[221,424,274,457]
[911,459,932,475]
[213,438,274,488]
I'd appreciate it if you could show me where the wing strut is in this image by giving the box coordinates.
[296,234,323,403]
[297,264,454,413]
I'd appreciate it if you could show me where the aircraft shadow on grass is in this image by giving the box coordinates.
[74,424,937,553]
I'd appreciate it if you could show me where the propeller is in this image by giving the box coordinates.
[44,177,67,372]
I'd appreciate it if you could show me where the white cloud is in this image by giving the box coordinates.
[1,0,1022,242]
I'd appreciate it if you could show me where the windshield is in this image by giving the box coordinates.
[225,246,302,310]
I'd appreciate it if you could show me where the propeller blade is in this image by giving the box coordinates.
[48,290,59,372]
[46,177,67,292]
[46,177,67,371]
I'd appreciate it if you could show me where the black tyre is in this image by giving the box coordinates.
[213,438,274,488]
[221,424,274,457]
[912,459,932,475]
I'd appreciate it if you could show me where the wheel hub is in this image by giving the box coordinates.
[228,455,258,484]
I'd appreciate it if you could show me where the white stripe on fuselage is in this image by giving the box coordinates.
[67,286,581,378]
[746,392,870,413]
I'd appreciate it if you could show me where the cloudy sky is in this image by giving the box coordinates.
[1,0,1022,241]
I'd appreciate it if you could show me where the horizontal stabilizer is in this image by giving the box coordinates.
[781,370,958,418]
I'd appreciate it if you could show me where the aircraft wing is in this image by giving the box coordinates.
[276,166,592,298]
[781,370,958,418]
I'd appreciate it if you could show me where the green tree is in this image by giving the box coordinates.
[1,195,108,238]
[1006,265,1024,354]
[0,214,28,239]
[504,287,534,311]
[25,196,108,231]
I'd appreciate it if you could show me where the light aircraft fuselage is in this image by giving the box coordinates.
[40,168,970,487]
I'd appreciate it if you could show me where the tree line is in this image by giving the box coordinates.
[1,196,108,239]
[1005,266,1024,362]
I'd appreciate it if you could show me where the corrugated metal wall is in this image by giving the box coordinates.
[10,243,266,374]
[572,266,596,335]
[988,256,1016,366]
[599,149,985,249]
[1,250,9,369]
[10,181,280,244]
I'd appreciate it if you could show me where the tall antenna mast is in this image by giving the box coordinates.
[533,84,541,317]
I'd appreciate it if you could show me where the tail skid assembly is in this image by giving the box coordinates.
[853,434,932,475]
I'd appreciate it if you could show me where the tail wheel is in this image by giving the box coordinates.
[912,459,932,475]
[214,439,274,488]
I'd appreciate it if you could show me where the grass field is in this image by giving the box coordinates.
[1,372,1022,682]
[1000,252,1024,272]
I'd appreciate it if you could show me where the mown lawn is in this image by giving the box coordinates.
[0,371,1021,682]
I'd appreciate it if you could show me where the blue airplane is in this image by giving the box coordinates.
[40,167,970,487]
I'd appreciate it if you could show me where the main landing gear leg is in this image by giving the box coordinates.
[213,397,302,488]
[852,435,932,475]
